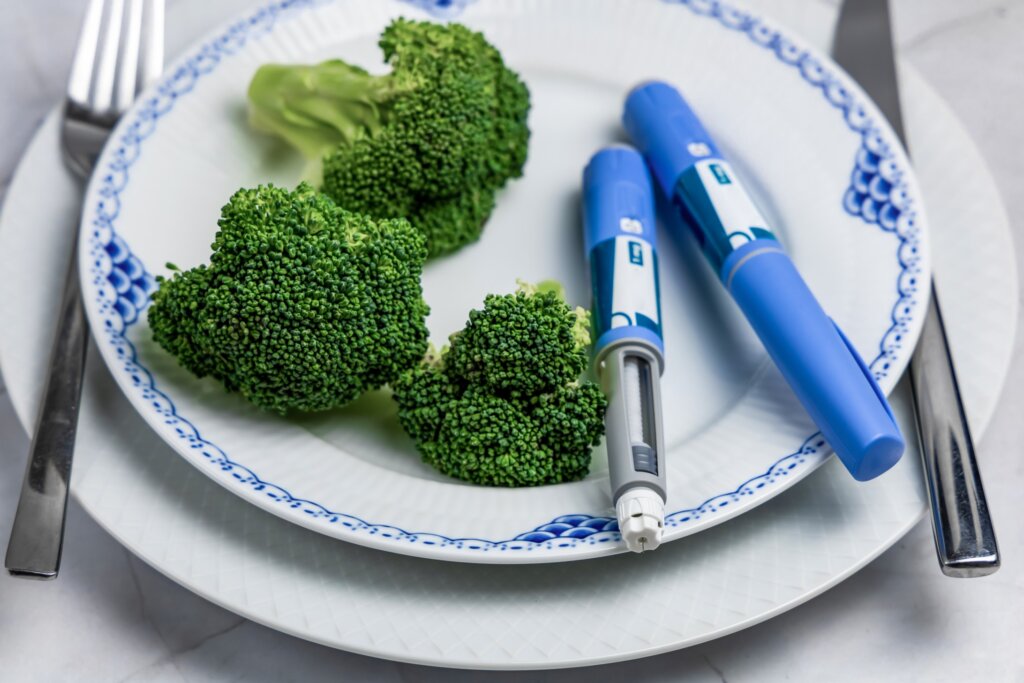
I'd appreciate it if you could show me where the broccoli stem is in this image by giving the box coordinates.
[247,60,403,160]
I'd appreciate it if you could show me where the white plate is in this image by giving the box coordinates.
[76,0,932,563]
[0,12,1016,671]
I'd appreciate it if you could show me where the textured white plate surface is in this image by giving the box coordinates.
[72,0,932,563]
[0,50,1015,665]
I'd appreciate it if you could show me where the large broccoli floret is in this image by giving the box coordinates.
[148,183,430,413]
[392,283,607,487]
[247,18,531,258]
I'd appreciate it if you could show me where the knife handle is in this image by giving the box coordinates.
[908,281,999,577]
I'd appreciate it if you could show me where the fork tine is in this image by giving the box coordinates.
[66,0,106,107]
[137,0,166,93]
[113,0,144,113]
[89,0,125,115]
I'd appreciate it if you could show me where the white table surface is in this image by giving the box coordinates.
[1,0,1022,680]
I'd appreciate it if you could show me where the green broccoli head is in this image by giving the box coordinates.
[392,283,607,487]
[247,18,531,258]
[148,183,430,413]
[446,284,590,398]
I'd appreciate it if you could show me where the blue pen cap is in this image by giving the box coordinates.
[582,145,657,253]
[583,146,664,358]
[723,241,904,481]
[623,81,722,195]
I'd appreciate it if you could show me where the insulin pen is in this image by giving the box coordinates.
[583,146,667,553]
[623,81,904,481]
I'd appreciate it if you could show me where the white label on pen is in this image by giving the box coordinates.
[611,237,659,330]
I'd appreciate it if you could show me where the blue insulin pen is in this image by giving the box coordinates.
[623,81,904,481]
[583,146,667,553]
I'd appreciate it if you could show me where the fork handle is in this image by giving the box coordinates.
[5,250,89,579]
[908,281,1000,577]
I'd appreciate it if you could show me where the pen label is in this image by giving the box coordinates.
[674,159,777,271]
[590,236,662,341]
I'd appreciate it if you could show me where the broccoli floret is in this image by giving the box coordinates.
[446,285,589,398]
[148,183,430,413]
[392,283,607,487]
[247,18,531,258]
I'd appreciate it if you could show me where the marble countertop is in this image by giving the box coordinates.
[1,0,1022,680]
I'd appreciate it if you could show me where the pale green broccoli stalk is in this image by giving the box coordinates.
[247,60,400,159]
[392,282,607,487]
[247,18,531,258]
[148,183,430,413]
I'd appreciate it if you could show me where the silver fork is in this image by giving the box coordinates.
[5,0,164,580]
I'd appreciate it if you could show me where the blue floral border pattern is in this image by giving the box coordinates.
[84,0,918,554]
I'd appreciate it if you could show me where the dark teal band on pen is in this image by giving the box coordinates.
[672,166,778,273]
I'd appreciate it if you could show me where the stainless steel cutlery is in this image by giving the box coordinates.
[833,0,1000,577]
[5,0,165,580]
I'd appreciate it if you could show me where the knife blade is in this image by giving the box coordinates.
[833,0,999,577]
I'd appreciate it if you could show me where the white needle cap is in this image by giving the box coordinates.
[616,487,665,553]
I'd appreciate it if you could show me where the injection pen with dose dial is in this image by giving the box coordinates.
[583,146,667,553]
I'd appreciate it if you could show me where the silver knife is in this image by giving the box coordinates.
[833,0,999,577]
